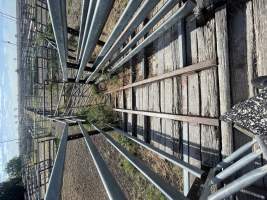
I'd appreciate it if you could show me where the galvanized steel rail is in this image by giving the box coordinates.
[109,0,195,74]
[208,165,267,200]
[47,0,68,82]
[77,0,97,62]
[85,0,161,83]
[200,126,267,200]
[45,124,68,200]
[107,124,204,178]
[108,0,182,68]
[92,124,188,200]
[76,0,114,82]
[78,123,126,200]
[88,0,143,70]
[76,0,90,61]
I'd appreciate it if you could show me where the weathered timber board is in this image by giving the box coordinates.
[186,15,201,187]
[198,18,220,167]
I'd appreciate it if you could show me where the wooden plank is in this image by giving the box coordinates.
[198,18,220,167]
[107,59,217,93]
[149,82,161,149]
[157,0,166,152]
[114,108,219,126]
[186,15,201,187]
[215,5,233,157]
[174,18,189,195]
[253,0,267,77]
[161,0,174,155]
[147,0,164,152]
[253,0,267,187]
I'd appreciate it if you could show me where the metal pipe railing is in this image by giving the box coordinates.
[76,0,90,61]
[108,0,181,69]
[109,0,195,74]
[85,0,160,83]
[107,124,203,178]
[47,0,68,82]
[211,150,262,184]
[255,135,267,159]
[76,0,114,82]
[92,124,187,200]
[78,123,126,200]
[77,0,97,62]
[90,0,142,67]
[208,165,267,200]
[216,139,257,169]
[45,124,68,200]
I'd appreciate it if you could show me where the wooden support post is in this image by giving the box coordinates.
[246,1,256,97]
[215,5,233,157]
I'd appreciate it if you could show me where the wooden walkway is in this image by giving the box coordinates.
[107,0,267,190]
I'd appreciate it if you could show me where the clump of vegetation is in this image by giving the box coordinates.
[34,23,54,46]
[68,35,78,49]
[54,137,60,151]
[1,157,25,200]
[110,134,166,199]
[111,132,183,197]
[79,104,115,127]
[5,157,22,179]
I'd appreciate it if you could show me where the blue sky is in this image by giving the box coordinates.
[0,0,18,182]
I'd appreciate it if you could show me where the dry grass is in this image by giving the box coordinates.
[111,132,184,192]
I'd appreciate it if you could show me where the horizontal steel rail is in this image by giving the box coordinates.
[92,124,187,200]
[47,0,68,82]
[255,135,267,159]
[78,123,126,200]
[211,150,262,184]
[114,108,219,126]
[107,124,204,178]
[76,0,114,82]
[86,0,161,83]
[208,165,267,200]
[91,0,142,68]
[106,59,217,93]
[78,0,97,62]
[109,0,195,74]
[76,0,90,61]
[108,0,181,68]
[45,124,68,200]
[200,137,264,200]
[216,139,257,169]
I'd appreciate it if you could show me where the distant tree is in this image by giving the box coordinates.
[5,157,22,179]
[0,177,24,200]
[0,157,25,200]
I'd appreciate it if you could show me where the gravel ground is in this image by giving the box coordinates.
[61,136,108,200]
